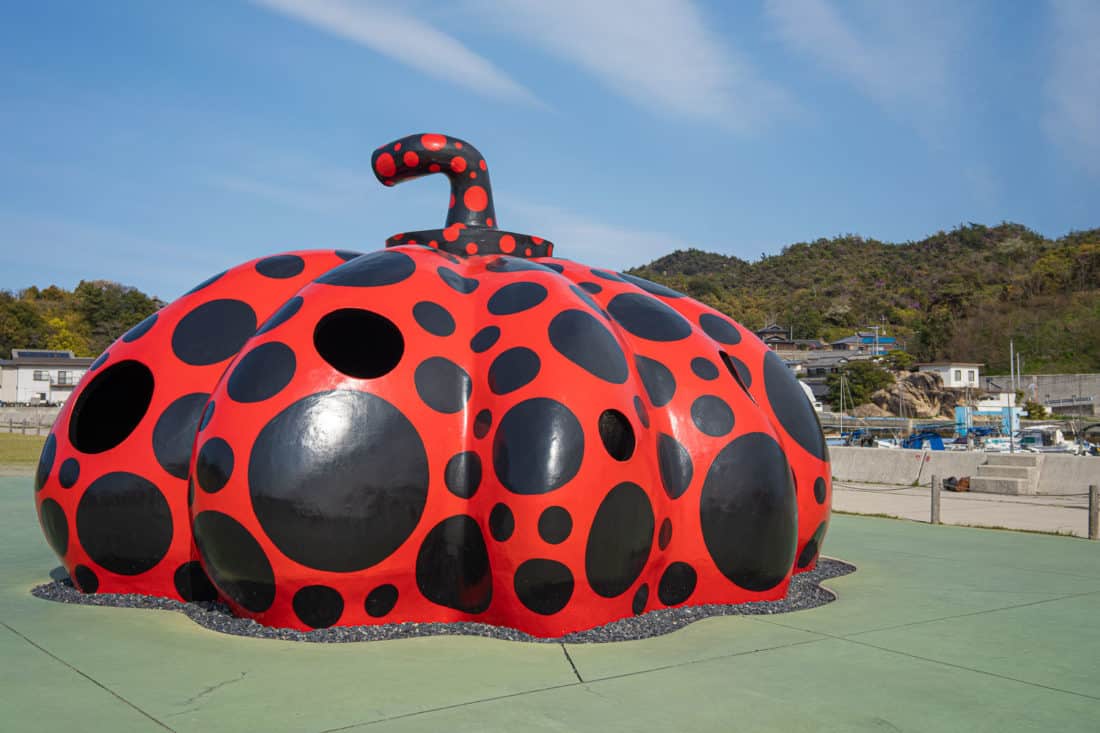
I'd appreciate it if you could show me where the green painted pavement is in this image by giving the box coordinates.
[2,476,1098,732]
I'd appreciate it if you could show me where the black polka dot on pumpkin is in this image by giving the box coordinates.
[77,472,173,575]
[88,351,109,372]
[38,498,68,557]
[634,356,676,407]
[334,249,363,261]
[658,562,697,606]
[256,296,303,336]
[489,503,515,541]
[568,285,606,318]
[193,510,275,612]
[444,451,482,498]
[256,254,305,279]
[438,267,479,294]
[797,522,828,569]
[548,309,628,384]
[493,398,583,494]
[249,390,429,573]
[474,409,493,439]
[196,437,234,493]
[58,458,79,489]
[598,409,635,461]
[314,308,404,379]
[720,351,754,393]
[538,506,572,544]
[315,250,416,287]
[227,342,296,403]
[691,357,719,380]
[699,313,741,345]
[415,515,492,613]
[764,351,827,461]
[489,347,540,395]
[633,396,650,428]
[293,585,344,629]
[152,392,211,480]
[413,301,456,336]
[579,281,602,294]
[185,270,226,295]
[172,299,257,366]
[543,262,566,273]
[591,269,623,282]
[691,395,735,437]
[121,313,157,343]
[814,477,827,504]
[487,282,547,315]
[414,357,472,414]
[173,561,218,602]
[365,584,399,617]
[34,433,56,492]
[620,273,684,298]
[73,564,98,593]
[585,482,655,598]
[632,583,649,614]
[514,559,573,615]
[658,518,672,549]
[199,400,215,431]
[68,360,154,454]
[657,434,693,499]
[608,293,691,341]
[700,433,797,591]
[486,257,555,274]
[470,326,500,353]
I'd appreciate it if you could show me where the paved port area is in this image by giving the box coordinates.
[3,474,1098,732]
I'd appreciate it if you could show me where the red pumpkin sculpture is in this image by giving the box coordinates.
[35,133,830,637]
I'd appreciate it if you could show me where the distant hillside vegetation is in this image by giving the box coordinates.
[627,223,1100,374]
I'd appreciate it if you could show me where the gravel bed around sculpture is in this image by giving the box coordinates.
[31,558,853,644]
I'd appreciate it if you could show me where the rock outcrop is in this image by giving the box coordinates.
[870,371,960,418]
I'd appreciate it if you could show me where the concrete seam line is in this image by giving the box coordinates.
[560,643,584,682]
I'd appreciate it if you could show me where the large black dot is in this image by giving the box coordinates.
[486,257,555,274]
[415,357,472,413]
[227,342,296,403]
[256,254,305,279]
[196,437,234,493]
[438,267,479,294]
[444,451,482,498]
[493,398,583,494]
[720,351,754,393]
[607,293,691,341]
[314,308,404,379]
[193,510,275,612]
[538,506,572,544]
[413,301,456,336]
[152,392,211,480]
[470,326,500,353]
[77,472,173,575]
[249,390,429,572]
[489,503,514,541]
[634,396,650,428]
[598,409,635,461]
[474,409,493,439]
[173,561,218,602]
[632,583,649,614]
[489,347,540,395]
[365,584,399,617]
[579,281,602,294]
[658,562,697,606]
[658,518,672,549]
[764,351,827,460]
[293,585,344,629]
[797,522,828,569]
[548,309,628,384]
[122,313,158,343]
[58,458,80,489]
[591,269,623,282]
[514,559,573,615]
[634,356,676,407]
[73,564,98,593]
[172,299,257,366]
[68,360,154,454]
[569,285,606,318]
[814,476,827,504]
[88,351,109,372]
[699,313,741,345]
[35,433,56,491]
[657,434,694,499]
[691,357,719,380]
[700,433,798,591]
[415,515,492,613]
[585,482,655,598]
[38,498,68,557]
[691,395,735,437]
[256,296,303,336]
[334,249,363,261]
[185,270,225,295]
[620,273,684,298]
[487,282,547,315]
[315,250,416,287]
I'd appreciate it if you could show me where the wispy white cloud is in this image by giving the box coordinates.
[250,0,540,105]
[765,0,960,129]
[475,0,797,132]
[205,157,373,212]
[1044,0,1100,175]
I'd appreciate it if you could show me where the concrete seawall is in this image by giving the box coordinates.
[0,406,60,435]
[830,446,1099,496]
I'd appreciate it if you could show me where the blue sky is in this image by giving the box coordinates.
[2,0,1098,300]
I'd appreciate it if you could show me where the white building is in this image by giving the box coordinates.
[0,349,94,405]
[914,362,983,389]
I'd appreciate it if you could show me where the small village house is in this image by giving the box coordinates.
[0,349,94,405]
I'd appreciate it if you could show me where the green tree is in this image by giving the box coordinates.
[826,361,895,409]
[883,350,915,371]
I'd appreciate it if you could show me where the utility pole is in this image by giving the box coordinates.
[1009,339,1016,454]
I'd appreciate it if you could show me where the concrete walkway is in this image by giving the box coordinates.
[3,475,1099,732]
[834,481,1092,536]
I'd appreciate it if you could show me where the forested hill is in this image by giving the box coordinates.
[627,223,1100,374]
